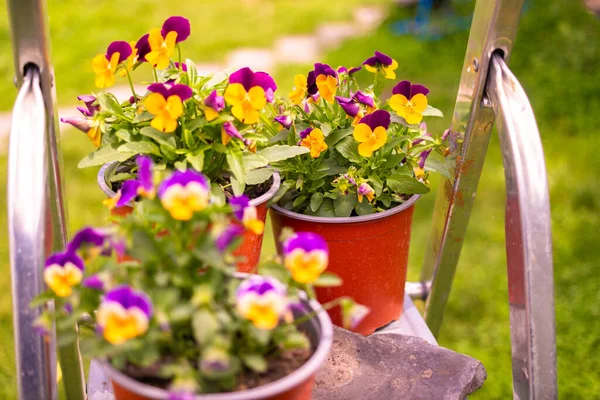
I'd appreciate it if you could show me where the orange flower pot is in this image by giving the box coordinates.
[98,163,280,271]
[102,292,333,400]
[270,195,419,335]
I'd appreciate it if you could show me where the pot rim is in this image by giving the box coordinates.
[98,162,281,208]
[271,194,420,224]
[102,292,333,400]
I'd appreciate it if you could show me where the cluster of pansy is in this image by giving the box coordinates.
[270,51,449,216]
[33,166,366,394]
[63,15,300,201]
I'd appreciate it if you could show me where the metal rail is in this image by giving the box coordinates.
[7,0,84,398]
[8,64,56,400]
[420,0,525,337]
[487,54,557,400]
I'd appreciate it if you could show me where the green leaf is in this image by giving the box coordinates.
[310,192,324,212]
[386,173,430,195]
[335,137,362,163]
[174,160,187,171]
[355,201,375,215]
[369,175,383,196]
[293,195,308,208]
[313,272,343,287]
[186,58,198,85]
[422,105,444,117]
[115,129,132,142]
[281,331,310,350]
[258,145,309,162]
[192,310,219,347]
[242,354,267,373]
[314,198,335,217]
[320,123,332,135]
[133,112,154,123]
[186,152,205,171]
[325,128,353,147]
[382,154,406,169]
[139,126,177,148]
[323,158,346,175]
[160,144,178,161]
[334,193,356,217]
[245,168,273,185]
[269,129,290,143]
[210,184,226,206]
[424,151,451,179]
[78,144,135,168]
[269,179,295,205]
[243,153,269,171]
[226,150,245,187]
[97,93,124,116]
[118,141,161,156]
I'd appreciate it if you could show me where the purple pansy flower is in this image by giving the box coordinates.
[67,227,111,260]
[116,156,155,207]
[229,195,250,221]
[391,80,430,98]
[82,275,105,291]
[158,170,210,221]
[283,232,329,284]
[215,224,245,252]
[76,95,98,116]
[135,33,151,62]
[298,127,312,139]
[418,149,432,169]
[362,51,393,68]
[274,115,293,130]
[106,41,132,64]
[307,63,338,98]
[229,67,278,103]
[174,62,188,72]
[204,90,225,112]
[229,195,264,234]
[161,16,191,43]
[96,285,153,344]
[236,276,287,330]
[335,96,360,117]
[358,109,391,130]
[147,83,193,101]
[43,251,85,297]
[221,121,245,145]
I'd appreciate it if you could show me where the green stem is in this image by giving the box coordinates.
[58,325,85,400]
[177,44,182,69]
[153,68,159,83]
[125,69,137,100]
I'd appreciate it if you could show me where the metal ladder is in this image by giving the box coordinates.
[6,0,557,398]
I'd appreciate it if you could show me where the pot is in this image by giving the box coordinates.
[270,195,419,335]
[98,162,280,271]
[102,292,333,400]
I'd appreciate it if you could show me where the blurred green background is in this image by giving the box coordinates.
[1,0,599,398]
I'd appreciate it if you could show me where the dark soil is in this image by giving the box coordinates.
[119,347,312,393]
[236,347,312,391]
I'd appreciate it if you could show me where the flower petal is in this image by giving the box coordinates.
[353,123,372,143]
[106,41,132,64]
[161,16,191,43]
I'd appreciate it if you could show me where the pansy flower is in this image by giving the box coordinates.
[229,195,264,235]
[134,33,151,63]
[96,286,153,345]
[215,224,245,253]
[308,63,338,103]
[145,17,191,69]
[82,274,105,291]
[221,121,245,145]
[289,74,308,105]
[236,276,287,330]
[61,95,102,146]
[145,83,193,133]
[224,67,277,124]
[300,128,328,158]
[203,90,225,122]
[283,232,329,284]
[111,156,156,208]
[362,51,398,80]
[335,91,377,125]
[67,227,111,262]
[44,252,85,297]
[389,80,430,125]
[337,66,362,76]
[92,41,132,89]
[357,182,376,203]
[274,114,293,130]
[158,170,210,221]
[352,109,390,157]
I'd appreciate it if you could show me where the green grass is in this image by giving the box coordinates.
[1,0,599,398]
[0,0,389,112]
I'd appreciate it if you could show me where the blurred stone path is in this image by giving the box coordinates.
[0,6,385,153]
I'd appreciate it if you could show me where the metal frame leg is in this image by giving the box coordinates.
[487,54,557,400]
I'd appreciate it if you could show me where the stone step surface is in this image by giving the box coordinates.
[314,327,487,400]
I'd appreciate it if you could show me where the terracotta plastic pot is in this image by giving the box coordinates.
[98,162,280,271]
[270,195,419,335]
[102,291,333,400]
